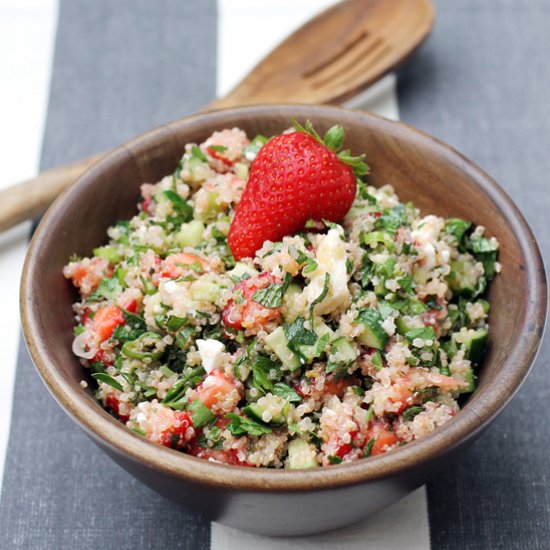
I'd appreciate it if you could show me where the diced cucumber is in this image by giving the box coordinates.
[243,400,287,427]
[174,219,205,248]
[296,322,335,363]
[93,245,124,264]
[453,328,488,366]
[281,283,303,322]
[234,162,249,180]
[456,366,476,394]
[356,308,390,350]
[328,337,358,365]
[395,316,418,336]
[446,256,480,297]
[195,191,222,222]
[184,156,210,184]
[285,438,319,469]
[227,262,258,281]
[189,277,220,303]
[264,327,301,371]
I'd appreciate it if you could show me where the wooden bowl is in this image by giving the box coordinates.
[20,105,547,536]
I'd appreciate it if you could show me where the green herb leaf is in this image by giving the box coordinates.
[365,405,374,424]
[327,455,343,465]
[162,365,205,405]
[283,316,317,346]
[272,382,302,403]
[191,144,208,163]
[225,412,272,437]
[92,373,123,391]
[166,316,187,332]
[363,438,375,458]
[162,190,193,224]
[403,405,424,422]
[372,351,383,371]
[309,273,330,322]
[374,204,407,235]
[252,283,284,308]
[208,145,228,153]
[250,354,280,394]
[252,273,292,309]
[405,326,437,343]
[445,218,472,242]
[188,400,216,427]
[302,258,318,274]
[89,275,121,302]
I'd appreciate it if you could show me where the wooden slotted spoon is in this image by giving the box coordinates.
[0,0,434,232]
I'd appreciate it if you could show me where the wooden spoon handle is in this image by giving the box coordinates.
[0,89,248,232]
[0,155,100,232]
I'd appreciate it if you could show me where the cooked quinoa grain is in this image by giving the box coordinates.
[64,128,499,468]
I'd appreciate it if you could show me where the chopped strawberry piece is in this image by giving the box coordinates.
[105,394,129,422]
[160,253,210,279]
[368,421,400,456]
[92,305,125,342]
[188,369,241,412]
[222,272,282,332]
[207,146,234,167]
[159,411,195,449]
[124,299,138,313]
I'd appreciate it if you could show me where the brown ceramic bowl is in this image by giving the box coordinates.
[21,105,547,536]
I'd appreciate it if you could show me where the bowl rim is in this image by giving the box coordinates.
[21,104,548,492]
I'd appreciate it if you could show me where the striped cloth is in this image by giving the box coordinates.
[1,1,549,548]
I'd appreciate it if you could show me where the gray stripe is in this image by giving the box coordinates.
[398,1,550,548]
[0,1,216,548]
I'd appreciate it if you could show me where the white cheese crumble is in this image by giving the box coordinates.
[196,339,225,374]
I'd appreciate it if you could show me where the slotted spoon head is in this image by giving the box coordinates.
[209,0,434,109]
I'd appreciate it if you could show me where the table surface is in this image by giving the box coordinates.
[0,1,549,549]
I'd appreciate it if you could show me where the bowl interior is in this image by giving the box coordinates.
[21,105,546,490]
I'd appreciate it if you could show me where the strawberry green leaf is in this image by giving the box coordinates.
[323,125,345,152]
[294,119,370,179]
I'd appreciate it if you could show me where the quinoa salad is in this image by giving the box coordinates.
[64,126,500,468]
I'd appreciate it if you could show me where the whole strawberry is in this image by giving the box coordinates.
[228,121,368,260]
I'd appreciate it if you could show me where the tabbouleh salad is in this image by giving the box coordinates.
[64,126,500,468]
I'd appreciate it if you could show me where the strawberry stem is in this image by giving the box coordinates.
[292,119,370,180]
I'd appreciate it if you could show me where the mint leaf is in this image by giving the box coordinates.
[445,218,472,243]
[309,273,330,322]
[208,145,227,152]
[252,273,292,308]
[272,382,302,403]
[283,316,317,346]
[162,190,193,223]
[188,400,216,427]
[225,413,272,437]
[92,373,123,391]
[405,326,437,342]
[403,405,424,422]
[250,354,280,394]
[252,283,284,308]
[191,144,208,163]
[374,204,407,235]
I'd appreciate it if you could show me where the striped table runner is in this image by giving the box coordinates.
[1,1,548,548]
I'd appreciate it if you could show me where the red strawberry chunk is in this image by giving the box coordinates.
[92,305,125,342]
[228,132,356,260]
[222,273,282,332]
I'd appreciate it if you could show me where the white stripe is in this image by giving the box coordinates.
[214,1,429,547]
[0,0,58,491]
